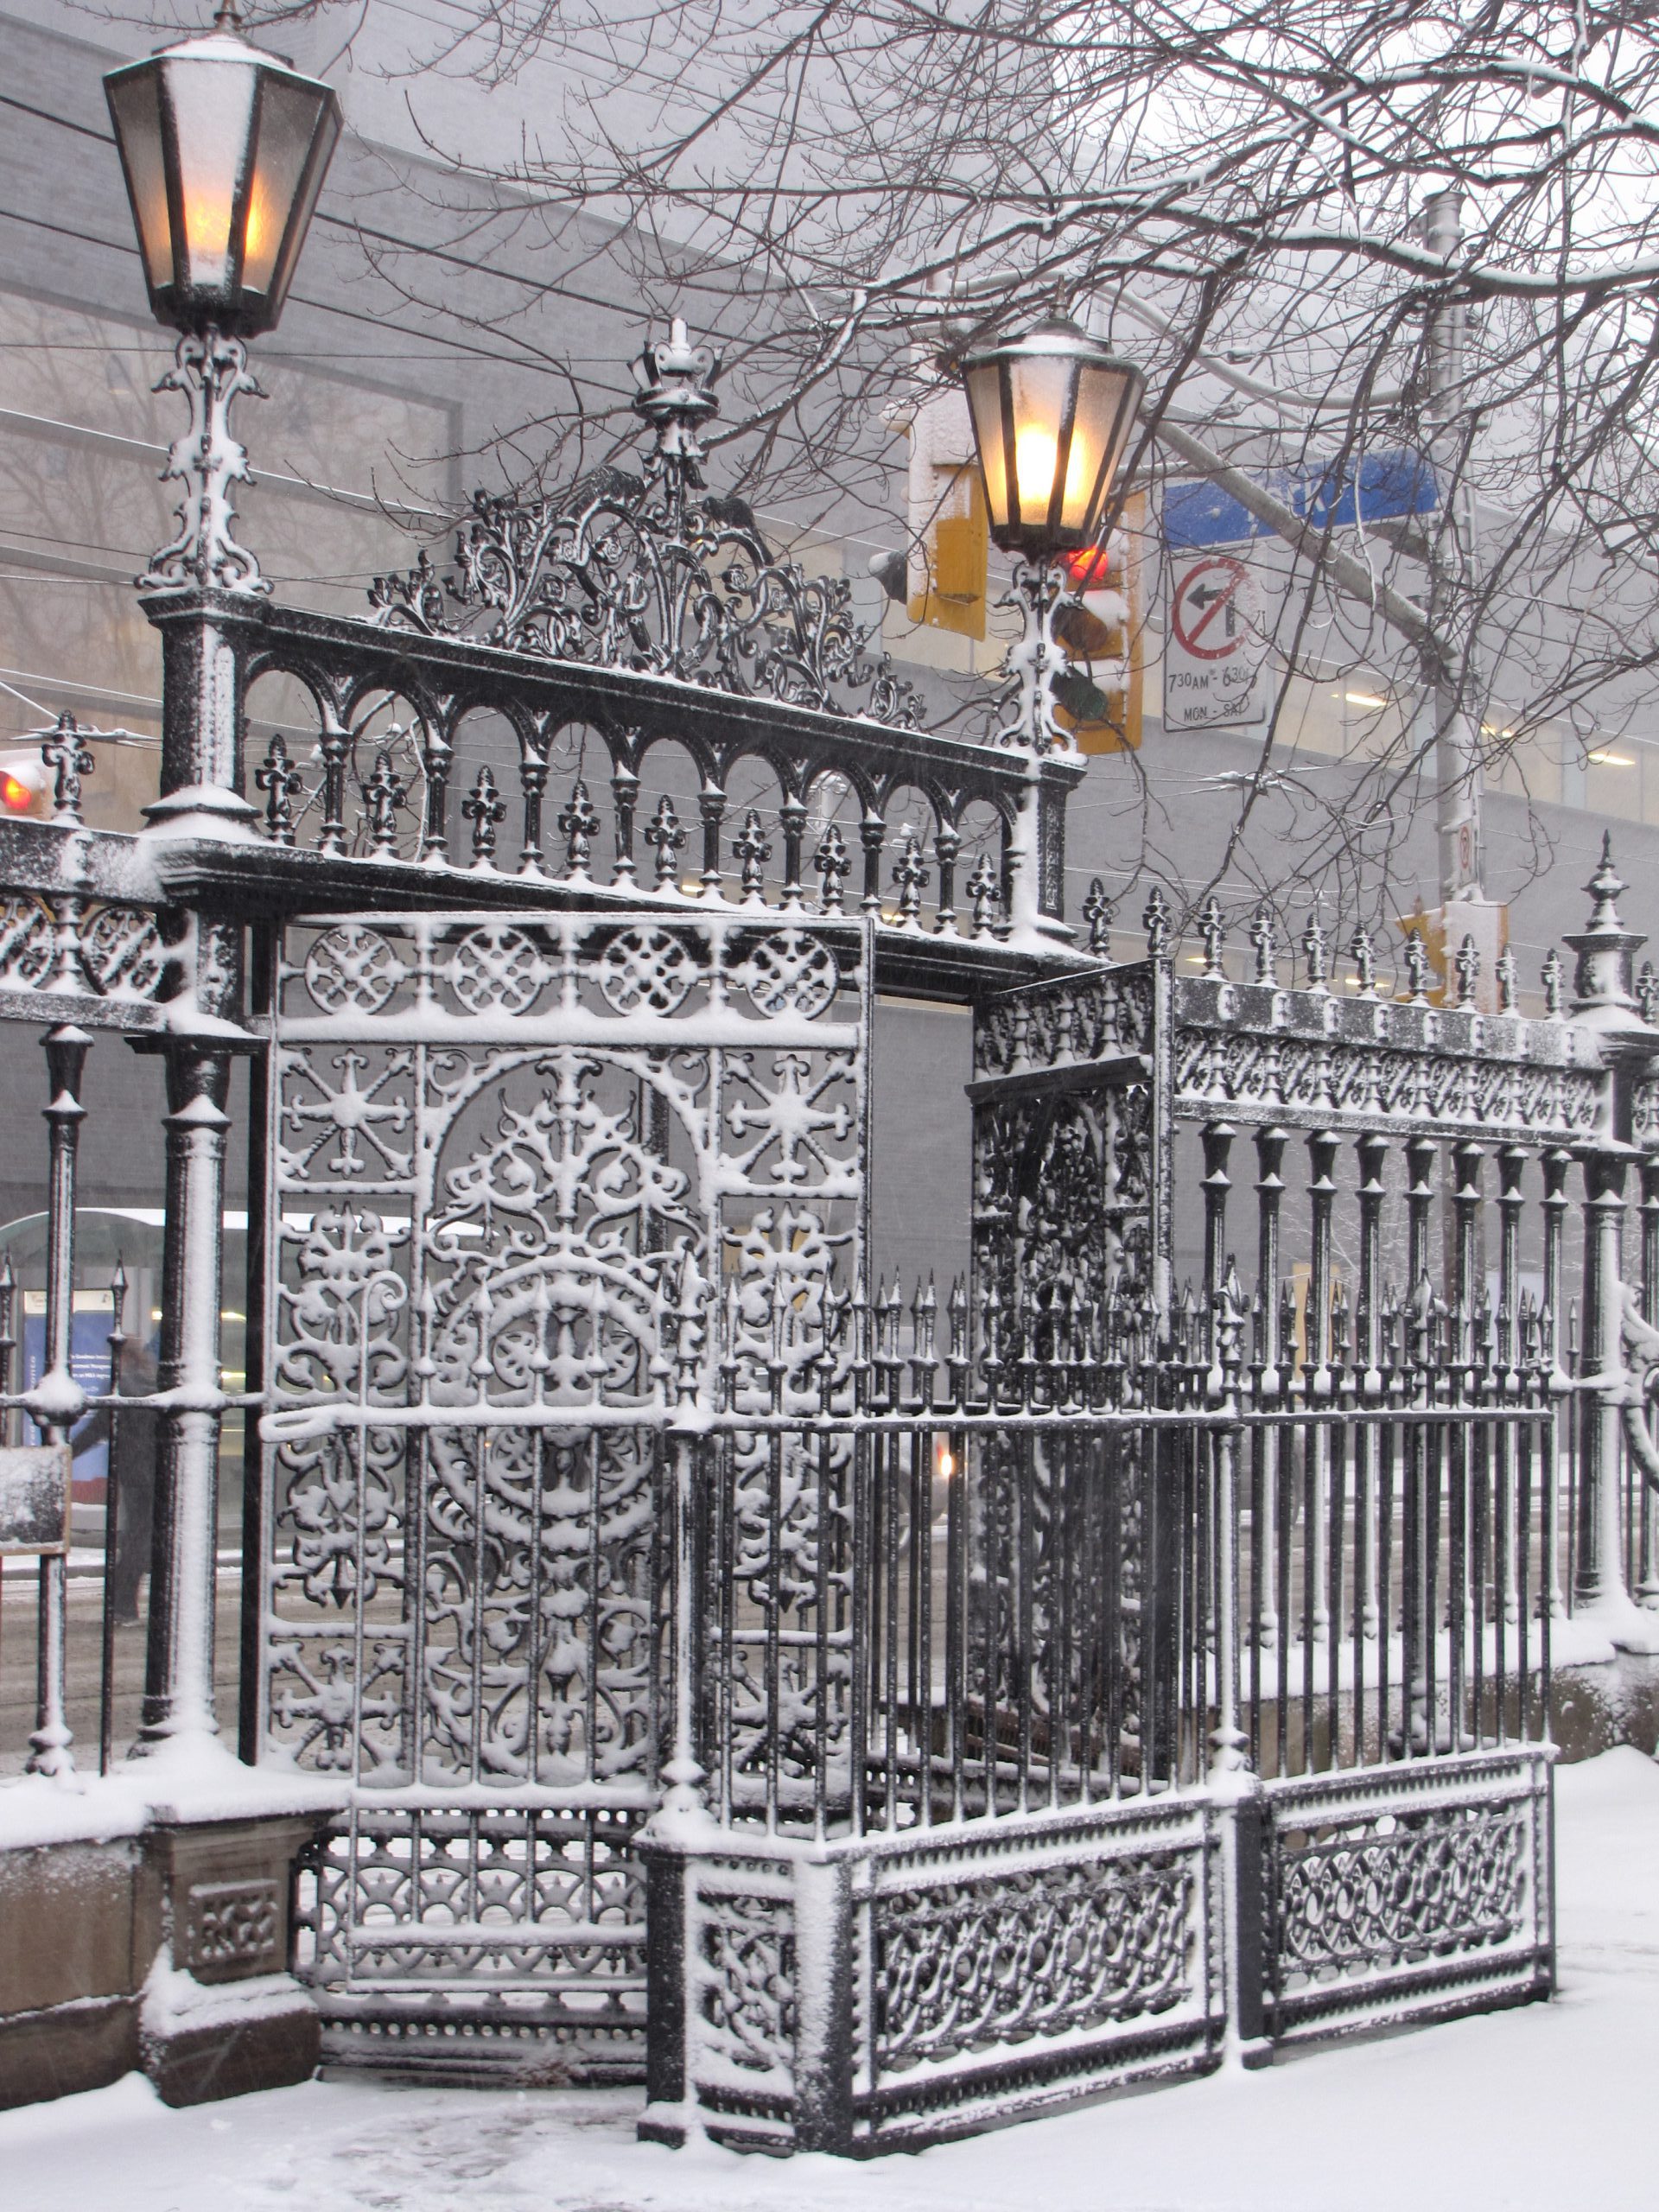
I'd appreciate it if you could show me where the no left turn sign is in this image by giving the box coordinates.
[1163,546,1268,730]
[1171,555,1254,661]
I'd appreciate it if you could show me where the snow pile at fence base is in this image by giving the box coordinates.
[2,1747,1656,2211]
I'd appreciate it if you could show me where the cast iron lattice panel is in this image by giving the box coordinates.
[1262,1752,1552,2044]
[260,909,868,2064]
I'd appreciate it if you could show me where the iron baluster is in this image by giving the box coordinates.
[99,1260,130,1777]
[697,782,728,899]
[778,791,808,909]
[27,1025,91,1777]
[610,758,640,885]
[933,823,961,936]
[859,812,885,915]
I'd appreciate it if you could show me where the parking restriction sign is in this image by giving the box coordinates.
[1165,551,1268,729]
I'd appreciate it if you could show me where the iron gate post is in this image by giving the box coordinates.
[136,588,256,1745]
[1208,1272,1269,2064]
[1573,1147,1646,1632]
[791,1854,855,2152]
[139,1036,237,1745]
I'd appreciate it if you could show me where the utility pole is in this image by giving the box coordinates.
[1421,187,1503,998]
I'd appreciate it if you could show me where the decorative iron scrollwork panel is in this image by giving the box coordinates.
[263,909,868,2037]
[1269,1790,1533,1993]
[872,1843,1202,2075]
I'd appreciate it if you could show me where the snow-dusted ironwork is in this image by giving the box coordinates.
[367,320,918,728]
[261,908,868,2066]
[6,303,1659,2151]
[139,328,269,596]
[638,1262,1555,2149]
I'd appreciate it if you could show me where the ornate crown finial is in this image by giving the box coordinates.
[632,316,722,489]
[1564,830,1646,1020]
[1584,831,1626,932]
[1198,895,1226,978]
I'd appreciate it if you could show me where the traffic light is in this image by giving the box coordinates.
[1051,495,1145,753]
[0,751,50,819]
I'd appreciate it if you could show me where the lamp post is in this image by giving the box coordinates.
[105,2,340,598]
[961,316,1144,755]
[102,7,338,1754]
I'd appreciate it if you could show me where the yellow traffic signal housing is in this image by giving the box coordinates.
[909,461,989,640]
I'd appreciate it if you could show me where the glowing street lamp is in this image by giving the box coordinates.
[104,5,340,593]
[961,318,1144,753]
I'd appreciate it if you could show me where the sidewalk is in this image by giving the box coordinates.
[4,1748,1656,2212]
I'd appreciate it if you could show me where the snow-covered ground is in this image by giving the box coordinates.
[5,1748,1657,2212]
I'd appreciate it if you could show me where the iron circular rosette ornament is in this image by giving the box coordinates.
[104,5,341,339]
[961,317,1145,559]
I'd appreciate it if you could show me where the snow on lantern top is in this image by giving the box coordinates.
[962,318,1145,559]
[103,6,340,339]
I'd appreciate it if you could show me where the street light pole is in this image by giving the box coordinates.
[104,9,340,1751]
[1421,189,1493,926]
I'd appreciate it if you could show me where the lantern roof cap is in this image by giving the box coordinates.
[133,4,314,72]
[961,315,1135,370]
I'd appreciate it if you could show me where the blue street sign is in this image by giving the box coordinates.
[1164,451,1439,550]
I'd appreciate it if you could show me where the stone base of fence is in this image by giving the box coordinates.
[0,1764,343,2111]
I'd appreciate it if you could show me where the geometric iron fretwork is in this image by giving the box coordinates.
[260,908,868,2063]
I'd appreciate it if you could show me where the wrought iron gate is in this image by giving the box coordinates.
[256,908,868,2071]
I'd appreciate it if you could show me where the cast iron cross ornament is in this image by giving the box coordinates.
[1542,944,1564,1017]
[1198,895,1226,978]
[1302,913,1328,990]
[733,808,772,903]
[558,779,601,874]
[814,823,849,912]
[1082,877,1114,957]
[967,854,1001,936]
[1143,887,1171,957]
[1250,906,1276,984]
[1404,929,1431,1002]
[1497,944,1519,1014]
[463,765,506,866]
[41,715,94,825]
[363,750,407,855]
[891,826,929,925]
[643,795,685,887]
[256,734,302,845]
[1454,934,1479,1007]
[1350,924,1376,997]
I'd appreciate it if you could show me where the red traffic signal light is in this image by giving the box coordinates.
[0,754,48,817]
[1063,543,1114,593]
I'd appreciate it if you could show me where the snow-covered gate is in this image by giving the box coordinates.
[258,907,869,2075]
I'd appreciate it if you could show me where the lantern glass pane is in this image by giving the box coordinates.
[161,53,259,294]
[963,362,1009,531]
[107,71,172,289]
[244,75,326,296]
[263,99,338,322]
[1006,353,1076,528]
[1062,361,1136,537]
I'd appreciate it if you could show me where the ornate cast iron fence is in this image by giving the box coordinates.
[1,308,1657,2154]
